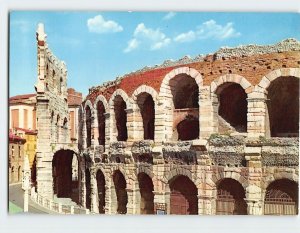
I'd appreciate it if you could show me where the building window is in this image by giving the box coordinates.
[19,145,21,158]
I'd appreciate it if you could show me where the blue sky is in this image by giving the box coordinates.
[9,12,300,97]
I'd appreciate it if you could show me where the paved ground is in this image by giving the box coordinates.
[9,183,49,214]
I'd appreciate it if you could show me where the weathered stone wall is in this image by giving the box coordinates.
[79,39,299,215]
[35,23,72,198]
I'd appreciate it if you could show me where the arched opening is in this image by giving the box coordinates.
[85,168,91,209]
[114,96,127,141]
[264,179,298,215]
[96,170,106,214]
[85,106,92,147]
[97,101,106,146]
[170,74,199,140]
[267,76,299,137]
[52,150,79,203]
[113,170,127,214]
[137,93,155,140]
[216,178,247,215]
[138,173,154,214]
[177,116,199,140]
[169,175,198,215]
[216,83,247,133]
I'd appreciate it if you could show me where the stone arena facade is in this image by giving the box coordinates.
[35,24,299,215]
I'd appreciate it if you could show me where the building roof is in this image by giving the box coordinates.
[9,132,26,143]
[9,93,36,101]
[14,127,37,135]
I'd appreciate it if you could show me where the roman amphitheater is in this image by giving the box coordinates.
[33,23,299,215]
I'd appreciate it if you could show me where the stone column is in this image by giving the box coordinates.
[104,113,111,152]
[199,86,215,139]
[90,170,99,214]
[125,108,134,144]
[93,111,99,147]
[247,90,268,138]
[131,108,144,141]
[245,145,263,215]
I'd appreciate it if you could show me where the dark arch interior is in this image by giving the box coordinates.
[97,101,106,146]
[85,168,91,209]
[217,83,247,132]
[217,178,247,215]
[113,170,128,214]
[266,179,298,203]
[85,106,92,147]
[267,76,299,137]
[114,96,128,141]
[96,170,106,214]
[137,93,155,140]
[177,116,199,140]
[138,173,154,214]
[169,175,198,215]
[52,150,79,203]
[171,74,199,109]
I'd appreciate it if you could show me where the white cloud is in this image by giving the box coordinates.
[174,20,241,43]
[163,12,176,20]
[174,30,196,43]
[124,38,140,53]
[124,23,171,53]
[11,20,30,33]
[87,15,123,34]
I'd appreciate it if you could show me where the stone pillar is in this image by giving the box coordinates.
[131,108,144,141]
[104,112,110,152]
[245,145,263,215]
[153,191,169,215]
[109,106,117,142]
[90,170,99,214]
[81,111,87,150]
[154,98,169,143]
[22,154,31,213]
[93,111,99,147]
[247,90,268,138]
[125,108,134,143]
[199,86,215,138]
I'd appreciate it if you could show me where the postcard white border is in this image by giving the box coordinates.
[1,1,300,233]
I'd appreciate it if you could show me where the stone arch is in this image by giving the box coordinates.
[159,67,203,141]
[109,89,132,108]
[163,167,193,184]
[137,166,154,179]
[95,167,109,184]
[112,168,128,214]
[264,178,298,215]
[210,74,252,95]
[257,68,300,91]
[94,95,109,113]
[210,74,252,134]
[160,67,203,94]
[215,178,248,215]
[211,171,248,189]
[52,149,79,203]
[132,85,158,141]
[263,173,299,190]
[258,68,300,137]
[84,100,94,113]
[109,89,130,142]
[94,95,108,146]
[132,85,158,104]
